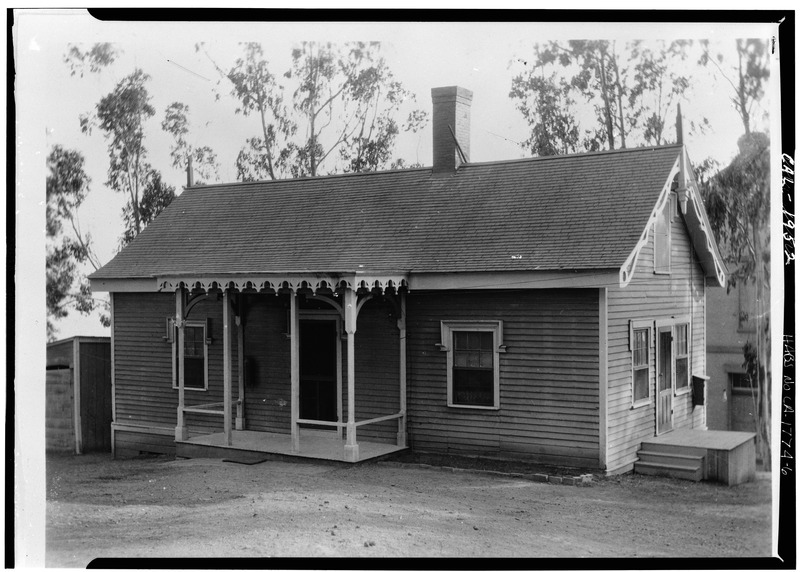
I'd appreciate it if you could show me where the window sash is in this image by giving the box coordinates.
[633,368,649,402]
[453,368,494,407]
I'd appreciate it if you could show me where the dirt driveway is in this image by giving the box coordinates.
[45,452,772,565]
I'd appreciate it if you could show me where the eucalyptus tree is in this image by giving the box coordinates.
[46,145,104,339]
[81,68,175,246]
[63,42,121,77]
[199,41,427,180]
[162,102,220,184]
[510,39,694,155]
[698,38,772,466]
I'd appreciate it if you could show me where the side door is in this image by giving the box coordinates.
[656,326,673,434]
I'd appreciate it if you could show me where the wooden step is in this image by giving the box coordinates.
[639,442,706,457]
[637,450,704,470]
[634,460,703,481]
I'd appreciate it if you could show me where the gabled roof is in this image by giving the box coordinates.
[90,144,723,287]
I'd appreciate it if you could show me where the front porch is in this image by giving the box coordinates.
[176,428,407,464]
[166,272,410,464]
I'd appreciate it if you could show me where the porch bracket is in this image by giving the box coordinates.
[307,294,344,318]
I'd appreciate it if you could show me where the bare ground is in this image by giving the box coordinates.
[45,452,772,565]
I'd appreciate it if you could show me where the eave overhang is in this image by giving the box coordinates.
[90,269,620,293]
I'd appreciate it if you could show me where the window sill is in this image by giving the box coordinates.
[631,399,651,410]
[447,403,499,411]
[674,387,692,397]
[653,270,672,276]
[731,388,757,395]
[172,386,208,392]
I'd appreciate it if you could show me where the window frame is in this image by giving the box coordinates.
[629,319,653,408]
[440,320,504,410]
[654,195,672,274]
[172,319,209,391]
[673,322,691,395]
[730,372,757,395]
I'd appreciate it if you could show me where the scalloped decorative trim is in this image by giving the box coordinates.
[157,274,409,294]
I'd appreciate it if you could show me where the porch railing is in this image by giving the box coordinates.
[296,411,405,442]
[179,399,242,422]
[296,411,404,429]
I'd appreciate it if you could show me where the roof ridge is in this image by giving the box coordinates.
[185,144,682,191]
[460,144,682,169]
[184,164,432,191]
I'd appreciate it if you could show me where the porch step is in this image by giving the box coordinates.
[634,460,703,481]
[638,441,706,457]
[635,441,706,481]
[636,450,705,470]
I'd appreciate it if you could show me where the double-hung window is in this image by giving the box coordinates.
[440,321,503,410]
[631,324,650,405]
[171,320,209,390]
[674,323,690,392]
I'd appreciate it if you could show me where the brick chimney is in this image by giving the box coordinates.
[431,86,472,174]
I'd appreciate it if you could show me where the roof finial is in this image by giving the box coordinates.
[676,103,684,146]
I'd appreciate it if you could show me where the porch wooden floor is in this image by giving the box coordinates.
[637,428,757,485]
[177,429,407,463]
[641,428,756,451]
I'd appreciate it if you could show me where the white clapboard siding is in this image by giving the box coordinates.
[606,211,707,472]
[406,289,601,468]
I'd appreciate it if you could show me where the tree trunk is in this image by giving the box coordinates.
[610,43,626,149]
[753,219,771,469]
[736,40,752,136]
[597,54,616,150]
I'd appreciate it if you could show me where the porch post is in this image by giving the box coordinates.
[223,289,233,446]
[175,286,188,441]
[290,289,300,452]
[235,309,246,430]
[397,289,407,448]
[344,288,359,462]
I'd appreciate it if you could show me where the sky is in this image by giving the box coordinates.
[17,12,779,341]
[10,8,787,567]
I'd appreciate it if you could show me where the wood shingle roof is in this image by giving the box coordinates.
[90,145,685,281]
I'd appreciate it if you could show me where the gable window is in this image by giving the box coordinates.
[172,320,209,390]
[440,321,503,410]
[654,196,671,273]
[674,323,690,392]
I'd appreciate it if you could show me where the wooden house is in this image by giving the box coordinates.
[46,336,112,453]
[89,86,751,478]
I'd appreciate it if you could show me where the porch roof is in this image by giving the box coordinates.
[90,145,717,285]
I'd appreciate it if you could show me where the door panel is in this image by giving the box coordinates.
[657,328,673,434]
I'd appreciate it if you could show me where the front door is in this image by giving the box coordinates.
[299,319,338,424]
[656,327,673,434]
